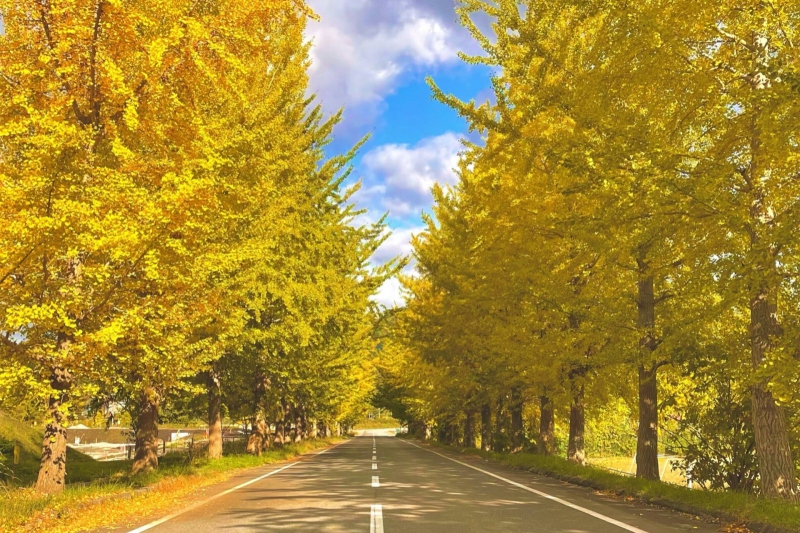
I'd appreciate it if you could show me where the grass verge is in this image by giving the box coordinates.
[0,438,343,533]
[424,441,800,533]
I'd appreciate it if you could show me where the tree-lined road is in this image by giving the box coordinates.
[114,435,720,533]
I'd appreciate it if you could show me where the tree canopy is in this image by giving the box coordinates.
[382,0,800,501]
[0,0,394,493]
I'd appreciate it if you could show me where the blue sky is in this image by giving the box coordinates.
[306,0,492,306]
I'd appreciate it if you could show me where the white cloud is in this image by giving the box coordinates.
[372,277,407,308]
[369,225,425,308]
[373,227,421,266]
[306,0,474,128]
[347,132,462,309]
[358,132,463,216]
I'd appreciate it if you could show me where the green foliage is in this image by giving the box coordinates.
[353,416,402,430]
[585,399,637,458]
[669,377,758,492]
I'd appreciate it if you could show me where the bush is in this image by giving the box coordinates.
[669,378,758,492]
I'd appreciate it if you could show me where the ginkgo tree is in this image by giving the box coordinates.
[386,0,800,502]
[0,0,395,494]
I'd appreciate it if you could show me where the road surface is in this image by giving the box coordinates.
[115,434,722,533]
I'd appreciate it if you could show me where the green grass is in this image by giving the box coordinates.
[0,411,109,486]
[0,438,342,532]
[431,442,800,532]
[0,412,41,457]
[587,456,686,486]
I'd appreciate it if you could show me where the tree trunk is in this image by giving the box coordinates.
[207,368,223,460]
[636,273,660,480]
[284,401,293,444]
[440,419,456,445]
[274,417,285,447]
[294,409,304,443]
[567,369,586,465]
[36,258,80,494]
[636,363,660,480]
[510,387,524,452]
[132,387,160,475]
[750,290,797,500]
[247,415,269,456]
[463,411,476,448]
[494,395,506,452]
[538,395,555,455]
[480,403,492,451]
[35,354,72,494]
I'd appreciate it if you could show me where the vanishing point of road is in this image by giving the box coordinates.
[112,433,720,533]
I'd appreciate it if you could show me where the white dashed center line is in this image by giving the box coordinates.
[370,504,384,533]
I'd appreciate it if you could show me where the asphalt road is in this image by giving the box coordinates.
[114,434,722,533]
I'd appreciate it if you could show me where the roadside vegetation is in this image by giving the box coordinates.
[1,438,341,533]
[419,441,800,533]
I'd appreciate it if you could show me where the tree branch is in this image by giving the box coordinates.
[0,245,39,287]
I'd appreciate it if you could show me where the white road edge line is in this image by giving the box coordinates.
[126,443,344,533]
[370,504,384,533]
[372,475,380,488]
[402,440,650,533]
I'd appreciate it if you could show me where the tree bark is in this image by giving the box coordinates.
[276,397,290,446]
[750,290,798,500]
[494,395,507,452]
[636,363,660,480]
[538,395,555,455]
[510,387,524,452]
[567,369,586,465]
[35,351,72,494]
[247,415,269,456]
[207,367,223,460]
[294,410,304,443]
[480,403,492,451]
[439,419,457,445]
[36,256,80,494]
[636,272,660,480]
[463,411,476,448]
[274,417,285,447]
[132,387,160,475]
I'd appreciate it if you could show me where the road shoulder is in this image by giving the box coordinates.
[401,438,797,533]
